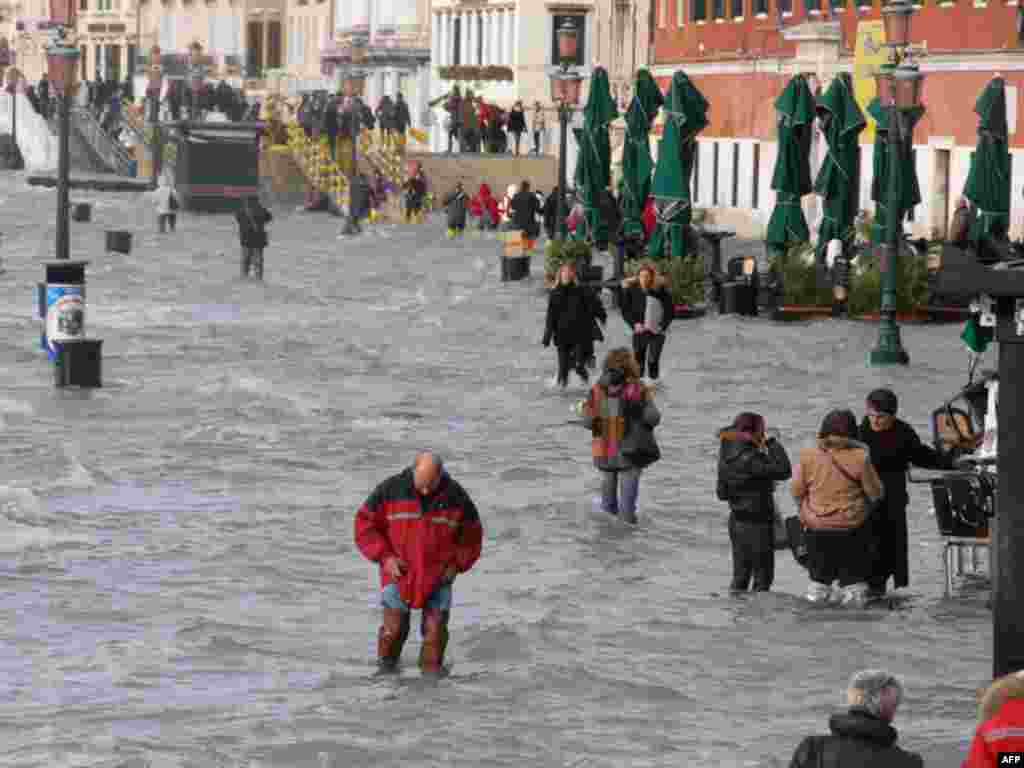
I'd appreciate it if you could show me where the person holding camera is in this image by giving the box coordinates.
[716,412,792,592]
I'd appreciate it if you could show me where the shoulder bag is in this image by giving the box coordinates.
[621,401,661,468]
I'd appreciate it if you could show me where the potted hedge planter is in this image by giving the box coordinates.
[544,240,594,288]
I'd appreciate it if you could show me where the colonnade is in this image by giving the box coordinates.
[430,6,517,68]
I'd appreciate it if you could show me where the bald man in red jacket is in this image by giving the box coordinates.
[355,453,483,674]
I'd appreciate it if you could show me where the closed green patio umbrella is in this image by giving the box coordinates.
[573,66,618,246]
[620,69,664,241]
[869,93,921,246]
[645,70,709,259]
[964,76,1011,246]
[814,73,865,259]
[765,75,816,254]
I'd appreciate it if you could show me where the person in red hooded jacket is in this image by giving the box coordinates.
[471,183,500,230]
[641,195,656,240]
[963,670,1024,768]
[355,453,483,674]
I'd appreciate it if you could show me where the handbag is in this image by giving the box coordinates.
[785,514,809,567]
[620,405,661,468]
[772,497,788,551]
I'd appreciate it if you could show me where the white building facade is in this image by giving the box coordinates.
[327,0,431,136]
[427,0,600,169]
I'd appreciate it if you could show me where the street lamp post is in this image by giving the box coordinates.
[870,0,922,366]
[147,46,163,183]
[341,40,368,237]
[48,35,80,261]
[548,20,584,242]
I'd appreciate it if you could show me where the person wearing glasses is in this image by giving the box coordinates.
[859,388,953,599]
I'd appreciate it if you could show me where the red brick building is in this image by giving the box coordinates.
[649,3,1024,240]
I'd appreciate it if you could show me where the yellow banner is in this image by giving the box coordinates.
[853,20,887,143]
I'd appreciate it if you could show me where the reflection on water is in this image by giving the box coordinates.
[0,185,986,767]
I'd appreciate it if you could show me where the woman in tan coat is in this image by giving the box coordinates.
[792,409,884,606]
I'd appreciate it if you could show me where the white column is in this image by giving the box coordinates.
[480,11,489,66]
[504,11,514,67]
[494,11,503,67]
[444,13,452,66]
[491,10,499,66]
[511,11,518,68]
[432,12,441,67]
[459,13,469,66]
[467,11,477,66]
[438,13,448,66]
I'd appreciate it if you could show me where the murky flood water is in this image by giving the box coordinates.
[0,178,988,767]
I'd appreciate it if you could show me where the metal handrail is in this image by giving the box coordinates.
[69,107,134,175]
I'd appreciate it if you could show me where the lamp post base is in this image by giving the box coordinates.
[869,316,910,366]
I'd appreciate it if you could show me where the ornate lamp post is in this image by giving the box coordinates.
[869,0,923,366]
[47,32,80,261]
[341,39,368,237]
[146,45,163,182]
[547,20,584,241]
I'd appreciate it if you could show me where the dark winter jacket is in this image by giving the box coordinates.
[235,202,272,249]
[716,431,792,525]
[510,190,541,238]
[321,97,339,139]
[543,281,603,348]
[444,188,468,229]
[354,466,483,610]
[859,418,950,507]
[393,97,412,132]
[621,285,675,335]
[508,107,527,134]
[788,709,923,768]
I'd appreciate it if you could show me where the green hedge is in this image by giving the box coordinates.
[771,241,930,312]
[623,256,704,306]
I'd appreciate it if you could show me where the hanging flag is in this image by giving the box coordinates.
[961,314,993,354]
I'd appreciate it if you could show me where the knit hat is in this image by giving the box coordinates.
[866,388,899,416]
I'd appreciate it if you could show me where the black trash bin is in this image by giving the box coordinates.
[72,203,92,222]
[720,281,756,316]
[105,231,133,255]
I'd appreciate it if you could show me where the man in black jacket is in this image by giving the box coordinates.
[788,670,923,768]
[510,180,541,245]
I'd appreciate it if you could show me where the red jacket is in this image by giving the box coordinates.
[355,468,483,609]
[963,698,1024,768]
[642,196,656,239]
[471,183,499,227]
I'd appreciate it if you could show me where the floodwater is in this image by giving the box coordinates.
[0,178,989,767]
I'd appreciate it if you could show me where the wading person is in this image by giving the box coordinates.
[859,388,952,599]
[354,453,483,674]
[543,262,603,388]
[152,174,179,234]
[789,670,923,768]
[443,181,468,239]
[235,196,272,279]
[404,164,428,223]
[510,179,542,250]
[792,409,884,606]
[716,412,792,592]
[508,100,527,156]
[580,348,661,524]
[621,263,674,383]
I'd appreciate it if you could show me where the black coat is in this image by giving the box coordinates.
[444,189,468,229]
[788,710,923,768]
[716,434,792,525]
[859,418,949,507]
[543,282,602,348]
[393,98,412,131]
[621,285,675,334]
[510,190,541,238]
[235,204,272,248]
[321,98,339,139]
[508,107,527,134]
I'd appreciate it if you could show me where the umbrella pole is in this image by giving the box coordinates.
[870,104,910,366]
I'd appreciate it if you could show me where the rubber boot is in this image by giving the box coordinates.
[418,608,450,675]
[805,581,833,603]
[377,608,410,671]
[840,582,869,608]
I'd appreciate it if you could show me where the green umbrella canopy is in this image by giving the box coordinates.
[646,71,709,259]
[621,69,664,240]
[964,76,1011,244]
[765,75,816,251]
[868,95,922,244]
[573,66,619,242]
[814,73,866,253]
